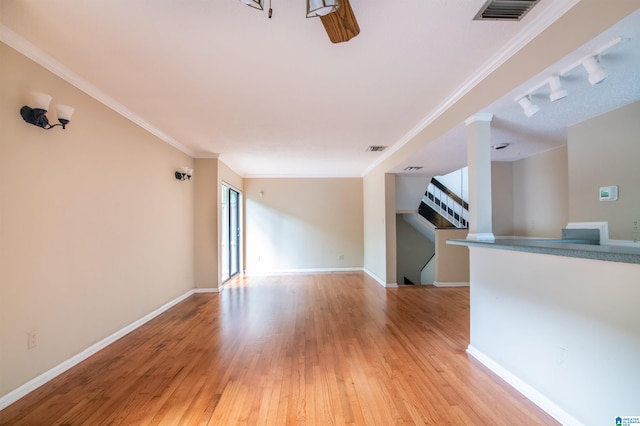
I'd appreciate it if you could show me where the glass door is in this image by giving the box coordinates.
[221,184,240,282]
[229,188,239,277]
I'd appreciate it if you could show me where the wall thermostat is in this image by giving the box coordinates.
[599,186,618,201]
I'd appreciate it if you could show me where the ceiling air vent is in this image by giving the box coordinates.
[366,145,387,152]
[403,166,423,172]
[473,0,541,21]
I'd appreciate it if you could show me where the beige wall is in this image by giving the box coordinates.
[384,174,397,284]
[568,101,640,240]
[0,43,194,397]
[491,162,514,236]
[512,146,569,238]
[194,158,218,288]
[435,228,469,284]
[243,178,363,272]
[219,161,243,192]
[363,170,388,282]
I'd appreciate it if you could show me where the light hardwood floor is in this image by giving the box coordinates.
[0,272,557,425]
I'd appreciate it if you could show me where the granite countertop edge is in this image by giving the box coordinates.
[447,238,640,265]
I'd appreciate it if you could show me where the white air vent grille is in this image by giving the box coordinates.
[473,0,540,21]
[403,166,423,172]
[366,145,387,152]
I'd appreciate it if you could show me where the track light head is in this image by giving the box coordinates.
[517,96,539,118]
[582,56,607,85]
[548,75,567,102]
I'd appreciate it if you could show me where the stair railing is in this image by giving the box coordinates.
[422,178,468,228]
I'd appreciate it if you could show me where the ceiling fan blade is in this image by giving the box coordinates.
[320,0,360,43]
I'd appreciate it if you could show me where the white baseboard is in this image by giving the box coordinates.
[243,267,363,276]
[466,345,584,426]
[433,281,470,287]
[363,269,398,288]
[364,268,385,286]
[193,287,220,293]
[0,289,200,411]
[241,268,399,288]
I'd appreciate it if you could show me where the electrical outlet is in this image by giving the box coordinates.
[27,330,38,349]
[338,254,344,261]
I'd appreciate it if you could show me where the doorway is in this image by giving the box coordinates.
[221,184,240,282]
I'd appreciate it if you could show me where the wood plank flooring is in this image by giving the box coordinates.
[0,272,557,425]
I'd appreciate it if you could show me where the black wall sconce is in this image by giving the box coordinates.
[20,92,74,130]
[175,166,193,181]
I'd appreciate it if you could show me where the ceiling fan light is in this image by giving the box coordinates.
[240,0,264,10]
[307,0,339,18]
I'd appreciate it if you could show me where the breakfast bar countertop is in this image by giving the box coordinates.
[448,238,640,265]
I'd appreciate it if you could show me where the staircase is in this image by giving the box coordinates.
[419,178,468,229]
[397,171,468,285]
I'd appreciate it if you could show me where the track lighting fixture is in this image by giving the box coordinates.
[517,96,539,118]
[175,166,193,181]
[20,92,74,130]
[511,37,623,117]
[582,56,607,85]
[548,75,567,102]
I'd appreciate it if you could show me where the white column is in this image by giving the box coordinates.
[465,113,494,242]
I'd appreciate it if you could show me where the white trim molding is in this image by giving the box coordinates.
[0,289,206,411]
[464,113,494,126]
[363,269,398,288]
[433,281,469,287]
[243,267,364,276]
[193,287,220,293]
[466,345,584,426]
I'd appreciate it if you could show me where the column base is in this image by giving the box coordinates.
[466,232,495,242]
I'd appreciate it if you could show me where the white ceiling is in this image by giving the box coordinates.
[1,1,639,178]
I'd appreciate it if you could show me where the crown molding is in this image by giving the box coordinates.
[1,24,196,158]
[465,113,494,126]
[193,152,220,159]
